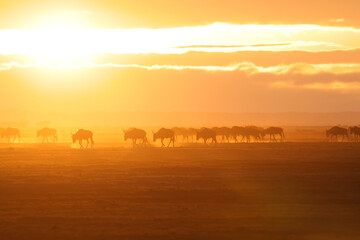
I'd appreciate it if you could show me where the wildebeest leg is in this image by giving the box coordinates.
[42,136,45,144]
[167,138,171,147]
[86,139,89,148]
[79,139,83,149]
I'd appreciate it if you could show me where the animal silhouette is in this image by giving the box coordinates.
[196,128,217,144]
[171,127,183,142]
[0,128,3,142]
[37,128,58,143]
[153,128,175,147]
[230,126,248,143]
[212,127,232,143]
[72,129,94,148]
[326,126,348,142]
[348,126,360,142]
[1,127,21,143]
[124,128,148,146]
[244,126,263,143]
[263,127,285,142]
[187,128,198,142]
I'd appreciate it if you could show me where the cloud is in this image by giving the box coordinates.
[0,23,360,55]
[329,19,345,23]
[174,43,292,49]
[1,61,360,91]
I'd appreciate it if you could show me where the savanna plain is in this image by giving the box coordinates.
[1,128,360,240]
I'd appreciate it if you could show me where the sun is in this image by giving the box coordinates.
[28,14,94,62]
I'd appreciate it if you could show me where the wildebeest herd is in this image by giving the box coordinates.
[0,125,359,148]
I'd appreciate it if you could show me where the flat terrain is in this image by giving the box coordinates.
[1,143,360,240]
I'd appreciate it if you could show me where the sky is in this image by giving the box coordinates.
[1,0,360,118]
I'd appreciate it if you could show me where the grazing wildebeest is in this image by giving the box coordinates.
[348,126,360,142]
[263,127,285,142]
[37,128,58,143]
[1,127,21,143]
[213,127,232,143]
[72,129,94,148]
[124,128,148,146]
[153,128,175,147]
[196,128,217,144]
[326,126,348,142]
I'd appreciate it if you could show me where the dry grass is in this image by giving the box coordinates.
[1,143,360,239]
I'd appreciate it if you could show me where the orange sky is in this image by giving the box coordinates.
[1,0,360,120]
[0,0,360,28]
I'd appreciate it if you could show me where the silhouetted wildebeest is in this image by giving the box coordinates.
[326,126,348,142]
[213,127,232,143]
[37,128,58,143]
[348,126,360,142]
[153,128,175,147]
[263,127,285,142]
[246,126,265,141]
[181,127,195,142]
[230,126,247,143]
[171,127,183,142]
[244,126,263,143]
[1,127,21,143]
[187,128,198,142]
[196,128,217,144]
[171,127,191,142]
[124,128,148,146]
[72,129,94,148]
[0,128,3,141]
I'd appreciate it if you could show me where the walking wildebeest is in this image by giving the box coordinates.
[326,126,348,142]
[230,126,248,143]
[0,128,3,142]
[348,126,360,142]
[153,128,175,147]
[213,127,232,143]
[72,129,94,148]
[196,128,217,144]
[124,128,148,146]
[37,128,58,143]
[187,128,198,142]
[262,127,285,142]
[172,127,183,142]
[171,127,191,142]
[1,127,21,143]
[244,126,263,143]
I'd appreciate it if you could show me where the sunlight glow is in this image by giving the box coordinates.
[0,22,360,62]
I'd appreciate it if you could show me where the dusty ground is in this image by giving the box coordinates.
[0,143,360,240]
